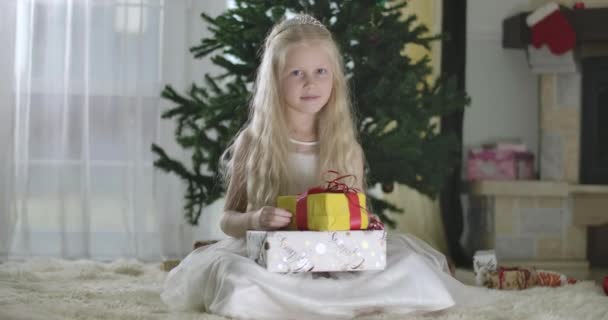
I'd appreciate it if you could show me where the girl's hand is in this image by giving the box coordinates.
[251,206,292,230]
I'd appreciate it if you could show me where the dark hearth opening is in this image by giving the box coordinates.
[580,57,608,185]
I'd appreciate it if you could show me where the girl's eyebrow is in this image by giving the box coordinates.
[285,63,329,70]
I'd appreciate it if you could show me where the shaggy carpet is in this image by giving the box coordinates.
[0,258,606,320]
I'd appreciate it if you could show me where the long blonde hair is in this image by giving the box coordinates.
[222,14,364,212]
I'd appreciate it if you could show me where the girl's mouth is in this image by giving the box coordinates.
[301,96,320,100]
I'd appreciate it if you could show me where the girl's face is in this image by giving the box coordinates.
[280,42,333,117]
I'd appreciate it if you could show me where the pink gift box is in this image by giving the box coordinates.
[467,148,535,181]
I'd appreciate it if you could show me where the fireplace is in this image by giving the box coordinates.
[462,4,608,270]
[580,57,608,185]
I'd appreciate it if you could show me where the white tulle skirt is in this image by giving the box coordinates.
[161,233,497,319]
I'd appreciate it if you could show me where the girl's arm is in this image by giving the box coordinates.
[220,133,255,238]
[353,144,365,191]
[220,209,258,238]
[219,134,291,238]
[221,207,291,238]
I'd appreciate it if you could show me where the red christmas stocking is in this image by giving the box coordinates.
[526,2,576,55]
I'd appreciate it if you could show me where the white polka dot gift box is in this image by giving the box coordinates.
[246,230,387,273]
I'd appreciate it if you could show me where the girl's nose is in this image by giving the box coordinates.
[303,73,315,87]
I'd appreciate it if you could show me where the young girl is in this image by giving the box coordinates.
[161,14,497,319]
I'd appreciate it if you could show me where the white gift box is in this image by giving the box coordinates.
[246,230,387,273]
[473,249,498,286]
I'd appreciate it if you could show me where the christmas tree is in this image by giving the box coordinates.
[151,0,469,228]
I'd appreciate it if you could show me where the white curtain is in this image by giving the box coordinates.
[0,0,228,262]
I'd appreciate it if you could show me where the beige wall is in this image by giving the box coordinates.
[464,0,539,174]
[402,0,442,79]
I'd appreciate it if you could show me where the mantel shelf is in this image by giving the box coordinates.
[502,7,608,50]
[468,180,608,197]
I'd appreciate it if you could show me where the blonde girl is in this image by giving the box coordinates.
[219,14,364,238]
[162,14,496,319]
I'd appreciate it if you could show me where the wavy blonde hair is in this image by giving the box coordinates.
[222,14,364,212]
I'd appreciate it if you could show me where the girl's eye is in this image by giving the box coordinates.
[291,70,302,77]
[317,68,328,75]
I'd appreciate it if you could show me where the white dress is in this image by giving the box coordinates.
[161,140,497,319]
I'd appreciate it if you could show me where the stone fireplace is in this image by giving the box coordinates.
[539,56,608,186]
[465,3,608,277]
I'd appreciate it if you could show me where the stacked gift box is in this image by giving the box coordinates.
[466,140,535,181]
[246,173,387,273]
[246,229,386,273]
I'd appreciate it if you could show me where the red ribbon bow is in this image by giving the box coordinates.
[295,170,364,231]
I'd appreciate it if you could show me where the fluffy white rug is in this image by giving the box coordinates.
[0,258,606,320]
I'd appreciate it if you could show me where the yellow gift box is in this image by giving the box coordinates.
[277,192,369,231]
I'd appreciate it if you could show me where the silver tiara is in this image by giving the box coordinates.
[276,14,328,34]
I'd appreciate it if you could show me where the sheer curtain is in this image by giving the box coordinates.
[0,0,227,261]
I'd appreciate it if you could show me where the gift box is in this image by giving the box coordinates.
[536,269,577,287]
[483,267,538,290]
[478,266,577,290]
[277,192,369,231]
[473,250,498,286]
[277,171,371,231]
[246,230,387,273]
[467,147,534,181]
